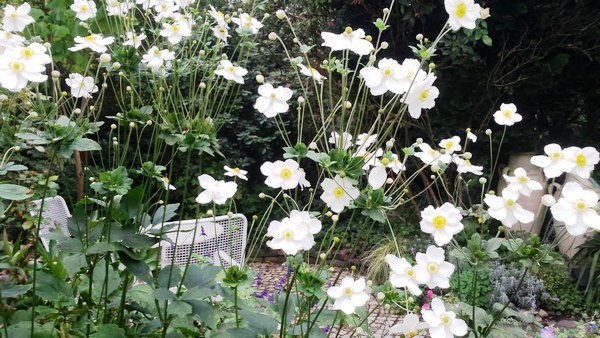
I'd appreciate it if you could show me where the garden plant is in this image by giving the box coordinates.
[0,0,599,337]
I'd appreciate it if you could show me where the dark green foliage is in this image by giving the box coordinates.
[535,266,587,315]
[450,267,494,308]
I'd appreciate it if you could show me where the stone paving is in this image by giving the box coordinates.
[249,261,404,337]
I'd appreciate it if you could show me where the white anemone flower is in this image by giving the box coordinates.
[231,13,263,34]
[211,25,230,43]
[65,73,98,98]
[2,3,35,32]
[152,1,178,21]
[106,0,132,17]
[563,146,599,179]
[266,212,319,255]
[160,20,191,44]
[390,313,427,337]
[69,34,115,53]
[466,129,477,143]
[420,203,464,246]
[224,165,248,181]
[260,159,310,190]
[0,53,47,92]
[0,30,25,54]
[70,0,97,21]
[207,5,226,27]
[328,131,353,150]
[439,136,461,154]
[320,175,360,213]
[298,63,326,83]
[8,43,52,65]
[453,157,483,176]
[214,60,247,84]
[444,0,482,31]
[123,32,146,48]
[386,255,422,296]
[503,167,543,196]
[254,83,293,118]
[530,143,575,178]
[195,174,237,205]
[397,58,427,94]
[321,27,374,56]
[141,46,175,72]
[360,58,405,96]
[387,154,406,173]
[355,133,378,154]
[414,143,452,165]
[403,73,439,119]
[414,246,455,289]
[493,103,522,126]
[484,188,534,227]
[422,298,468,338]
[160,177,176,190]
[550,182,600,236]
[326,276,370,315]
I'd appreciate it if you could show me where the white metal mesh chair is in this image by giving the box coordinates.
[157,214,247,268]
[31,196,72,249]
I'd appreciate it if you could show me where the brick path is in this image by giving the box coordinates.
[249,262,404,337]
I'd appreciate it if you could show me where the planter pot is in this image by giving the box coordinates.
[497,152,548,234]
[552,174,597,259]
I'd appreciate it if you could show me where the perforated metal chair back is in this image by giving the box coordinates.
[31,196,71,249]
[157,214,247,268]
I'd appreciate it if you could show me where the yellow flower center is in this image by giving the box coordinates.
[10,12,18,19]
[552,152,561,159]
[576,201,587,210]
[576,154,587,167]
[455,3,467,18]
[506,199,515,207]
[517,176,528,183]
[280,168,292,179]
[427,262,438,273]
[381,158,390,166]
[407,331,418,338]
[345,287,353,295]
[445,141,454,149]
[8,61,23,71]
[406,268,415,277]
[228,66,236,73]
[419,89,430,102]
[344,26,353,34]
[383,68,393,76]
[283,230,294,239]
[441,314,451,325]
[84,35,97,42]
[171,25,180,32]
[270,92,277,98]
[503,110,511,118]
[218,27,226,33]
[233,168,241,173]
[333,187,345,198]
[80,4,88,11]
[432,215,447,229]
[22,48,33,58]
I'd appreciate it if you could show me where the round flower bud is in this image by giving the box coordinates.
[485,129,492,136]
[102,83,108,88]
[73,108,81,114]
[386,178,394,184]
[383,8,390,14]
[112,62,121,70]
[351,265,356,271]
[126,86,132,92]
[268,32,278,41]
[333,236,340,243]
[331,215,339,223]
[207,209,214,216]
[51,70,60,78]
[308,142,317,150]
[463,152,472,160]
[113,141,119,146]
[28,111,38,118]
[13,146,21,151]
[366,280,372,287]
[380,41,389,49]
[199,82,206,89]
[541,194,556,207]
[344,101,352,109]
[488,190,495,195]
[478,177,487,184]
[118,71,124,77]
[275,9,286,19]
[61,91,68,96]
[365,35,372,42]
[89,106,95,111]
[99,53,111,64]
[146,120,153,126]
[259,193,266,199]
[111,124,117,130]
[384,304,391,310]
[283,193,290,199]
[431,164,440,172]
[263,13,270,19]
[498,226,505,232]
[377,292,385,301]
[256,74,264,83]
[112,137,118,141]
[430,175,436,180]
[416,137,423,144]
[325,211,333,217]
[319,253,327,261]
[292,38,299,44]
[416,33,424,41]
[227,211,233,218]
[128,122,135,128]
[89,177,95,182]
[439,149,446,154]
[297,96,305,104]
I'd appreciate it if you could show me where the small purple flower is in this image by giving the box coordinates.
[322,326,331,334]
[255,272,263,288]
[540,326,555,338]
[587,321,597,334]
[199,226,207,236]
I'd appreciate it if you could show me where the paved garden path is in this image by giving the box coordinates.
[250,262,404,337]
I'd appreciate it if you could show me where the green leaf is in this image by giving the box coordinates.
[154,288,176,301]
[0,184,32,201]
[90,324,125,338]
[128,284,156,310]
[213,328,256,338]
[151,203,180,226]
[0,284,31,298]
[240,309,278,336]
[168,300,192,317]
[187,300,218,329]
[86,242,115,254]
[482,35,493,46]
[71,138,102,152]
[158,265,181,288]
[36,271,73,304]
